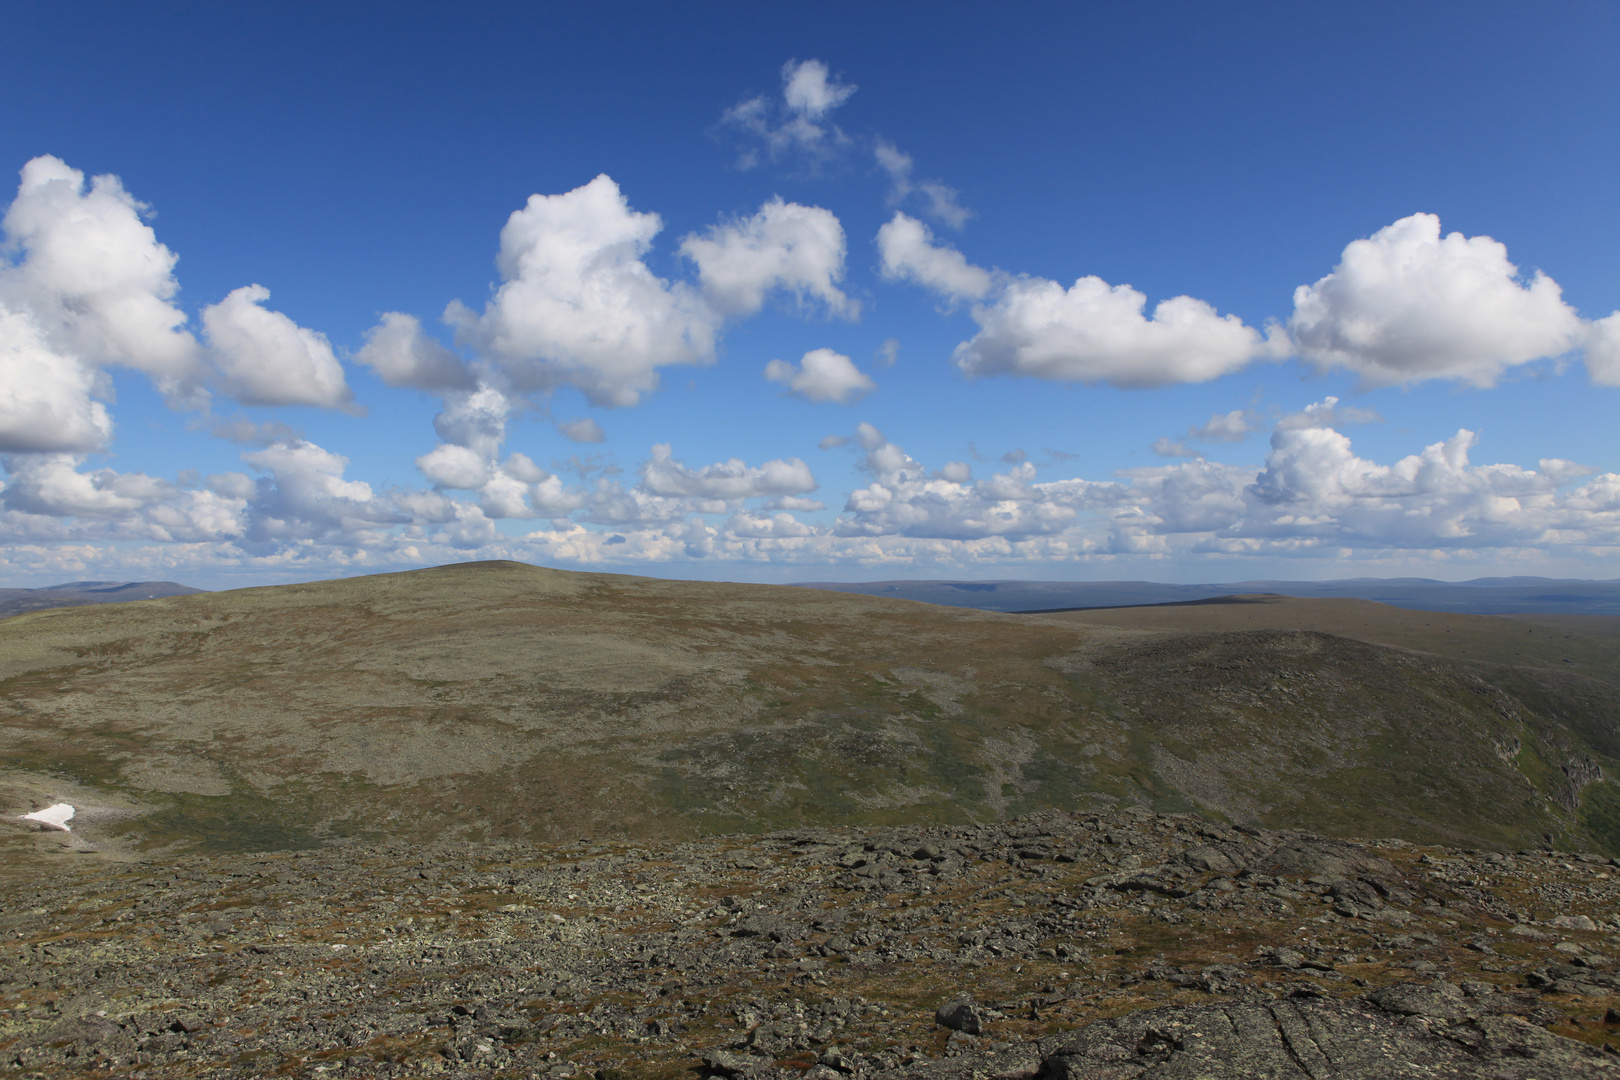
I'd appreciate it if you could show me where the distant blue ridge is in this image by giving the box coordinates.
[791,577,1620,616]
[0,580,205,618]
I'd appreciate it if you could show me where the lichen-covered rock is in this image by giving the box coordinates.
[1366,979,1474,1020]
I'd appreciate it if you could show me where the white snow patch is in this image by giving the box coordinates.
[21,803,74,831]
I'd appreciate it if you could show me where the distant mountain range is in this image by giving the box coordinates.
[7,574,1620,620]
[792,576,1620,616]
[0,580,205,619]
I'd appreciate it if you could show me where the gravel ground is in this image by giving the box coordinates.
[5,808,1620,1078]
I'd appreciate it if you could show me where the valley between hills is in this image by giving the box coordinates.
[4,560,1620,1078]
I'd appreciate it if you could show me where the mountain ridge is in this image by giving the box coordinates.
[792,577,1620,616]
[0,580,205,619]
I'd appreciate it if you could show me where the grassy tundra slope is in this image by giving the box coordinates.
[2,562,1618,861]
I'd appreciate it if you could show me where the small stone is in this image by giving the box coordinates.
[1552,914,1599,931]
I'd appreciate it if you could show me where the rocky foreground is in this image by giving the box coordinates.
[5,809,1620,1078]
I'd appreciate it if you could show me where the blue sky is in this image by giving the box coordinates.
[1,2,1617,588]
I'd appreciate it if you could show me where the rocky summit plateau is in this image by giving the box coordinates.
[7,812,1620,1078]
[3,560,1620,1078]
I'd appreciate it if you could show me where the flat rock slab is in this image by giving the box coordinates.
[1028,995,1616,1080]
[1255,839,1397,881]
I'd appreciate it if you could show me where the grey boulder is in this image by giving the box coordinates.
[935,1000,987,1036]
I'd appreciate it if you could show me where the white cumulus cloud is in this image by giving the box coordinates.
[955,275,1281,387]
[356,311,475,390]
[0,155,202,399]
[431,385,512,459]
[876,213,992,301]
[1239,423,1607,551]
[202,285,352,408]
[1288,212,1585,387]
[813,408,1620,560]
[502,452,547,484]
[722,60,856,169]
[241,440,401,546]
[416,443,490,490]
[0,453,174,519]
[833,424,1116,541]
[639,443,817,500]
[0,306,111,453]
[726,510,817,538]
[782,59,856,118]
[1276,395,1383,431]
[475,470,536,520]
[1585,312,1620,387]
[0,155,362,418]
[680,198,855,318]
[765,348,875,404]
[412,386,569,518]
[446,174,718,407]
